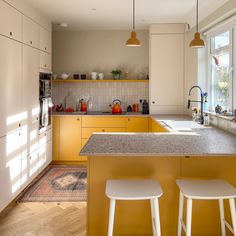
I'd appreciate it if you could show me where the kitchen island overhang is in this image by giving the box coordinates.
[81,117,236,236]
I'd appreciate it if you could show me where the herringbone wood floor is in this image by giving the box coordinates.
[0,202,86,236]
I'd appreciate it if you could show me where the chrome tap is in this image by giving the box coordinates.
[188,86,204,124]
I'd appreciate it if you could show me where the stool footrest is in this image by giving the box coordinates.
[224,219,234,234]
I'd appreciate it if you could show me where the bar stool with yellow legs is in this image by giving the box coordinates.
[106,179,163,236]
[176,179,236,236]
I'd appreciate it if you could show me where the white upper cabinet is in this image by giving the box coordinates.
[0,35,22,137]
[39,27,51,53]
[0,1,22,42]
[40,51,52,71]
[23,16,39,48]
[149,24,185,114]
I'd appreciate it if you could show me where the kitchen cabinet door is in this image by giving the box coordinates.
[40,51,51,71]
[52,116,60,161]
[0,35,22,137]
[21,149,39,191]
[39,27,51,53]
[21,45,40,156]
[0,1,22,42]
[82,117,126,128]
[59,116,82,161]
[126,117,149,132]
[0,129,22,212]
[23,15,39,48]
[150,34,184,114]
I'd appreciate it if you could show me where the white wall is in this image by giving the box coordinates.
[52,30,149,79]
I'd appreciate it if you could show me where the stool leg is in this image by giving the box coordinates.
[177,192,184,236]
[153,197,161,236]
[150,199,156,236]
[186,198,192,236]
[108,199,116,236]
[229,198,236,235]
[219,199,226,236]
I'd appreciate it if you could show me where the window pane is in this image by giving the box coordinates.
[211,51,231,109]
[211,31,230,50]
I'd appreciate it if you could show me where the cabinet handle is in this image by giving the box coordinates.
[152,101,155,104]
[102,129,105,132]
[10,32,13,36]
[44,133,47,136]
[36,117,39,121]
[77,118,80,121]
[30,41,33,44]
[45,47,47,51]
[128,118,130,121]
[29,155,32,160]
[19,123,21,127]
[44,64,47,68]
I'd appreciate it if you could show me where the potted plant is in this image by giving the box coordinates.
[111,69,122,80]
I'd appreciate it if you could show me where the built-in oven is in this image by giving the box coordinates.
[39,72,53,130]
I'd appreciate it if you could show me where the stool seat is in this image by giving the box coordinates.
[176,179,236,200]
[106,179,163,200]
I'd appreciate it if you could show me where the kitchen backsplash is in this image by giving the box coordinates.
[52,82,149,111]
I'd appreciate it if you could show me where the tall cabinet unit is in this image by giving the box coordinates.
[149,24,185,114]
[0,0,52,212]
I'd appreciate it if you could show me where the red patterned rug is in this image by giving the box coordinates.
[19,165,87,202]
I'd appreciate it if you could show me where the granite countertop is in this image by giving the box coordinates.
[52,111,150,117]
[80,115,236,157]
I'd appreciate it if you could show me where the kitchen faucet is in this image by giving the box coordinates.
[188,86,204,124]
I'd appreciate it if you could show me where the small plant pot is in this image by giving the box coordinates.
[113,74,121,80]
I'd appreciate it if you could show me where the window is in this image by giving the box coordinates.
[208,29,233,111]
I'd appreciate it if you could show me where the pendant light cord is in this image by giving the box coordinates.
[196,0,199,32]
[133,0,135,30]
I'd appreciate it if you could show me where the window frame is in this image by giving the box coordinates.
[207,28,234,112]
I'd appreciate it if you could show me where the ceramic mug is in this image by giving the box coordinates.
[91,72,97,80]
[98,73,104,80]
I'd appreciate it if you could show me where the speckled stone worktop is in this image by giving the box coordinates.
[80,115,236,157]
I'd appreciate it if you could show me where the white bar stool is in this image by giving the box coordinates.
[176,179,236,236]
[106,179,163,236]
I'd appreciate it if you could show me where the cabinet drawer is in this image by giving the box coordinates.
[82,117,126,128]
[40,27,51,53]
[40,51,51,70]
[0,1,22,41]
[23,16,39,48]
[126,117,149,132]
[82,127,125,139]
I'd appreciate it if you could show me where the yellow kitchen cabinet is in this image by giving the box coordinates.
[81,139,89,161]
[52,116,60,161]
[59,116,82,161]
[82,127,126,139]
[82,116,126,128]
[150,118,168,132]
[126,117,149,132]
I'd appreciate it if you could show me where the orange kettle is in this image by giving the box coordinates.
[112,99,122,114]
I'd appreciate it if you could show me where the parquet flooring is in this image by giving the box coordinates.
[0,202,86,236]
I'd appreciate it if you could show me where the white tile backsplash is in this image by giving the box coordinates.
[52,82,149,111]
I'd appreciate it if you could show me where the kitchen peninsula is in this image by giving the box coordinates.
[80,115,236,236]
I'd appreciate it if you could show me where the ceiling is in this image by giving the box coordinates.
[22,0,229,31]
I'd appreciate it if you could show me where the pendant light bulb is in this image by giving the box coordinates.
[126,0,141,47]
[190,0,205,48]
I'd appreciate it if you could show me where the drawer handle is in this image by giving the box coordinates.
[77,118,80,121]
[10,32,13,36]
[30,41,33,44]
[44,133,47,136]
[102,129,105,132]
[45,47,47,50]
[128,118,130,121]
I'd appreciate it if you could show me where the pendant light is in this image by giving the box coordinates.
[189,0,205,48]
[126,0,141,47]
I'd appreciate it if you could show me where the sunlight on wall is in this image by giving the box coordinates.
[7,112,27,126]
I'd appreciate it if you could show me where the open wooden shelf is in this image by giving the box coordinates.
[52,79,149,83]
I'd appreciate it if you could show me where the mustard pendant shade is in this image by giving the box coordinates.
[126,0,141,47]
[190,0,205,48]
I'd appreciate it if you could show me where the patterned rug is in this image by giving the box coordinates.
[19,165,87,202]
